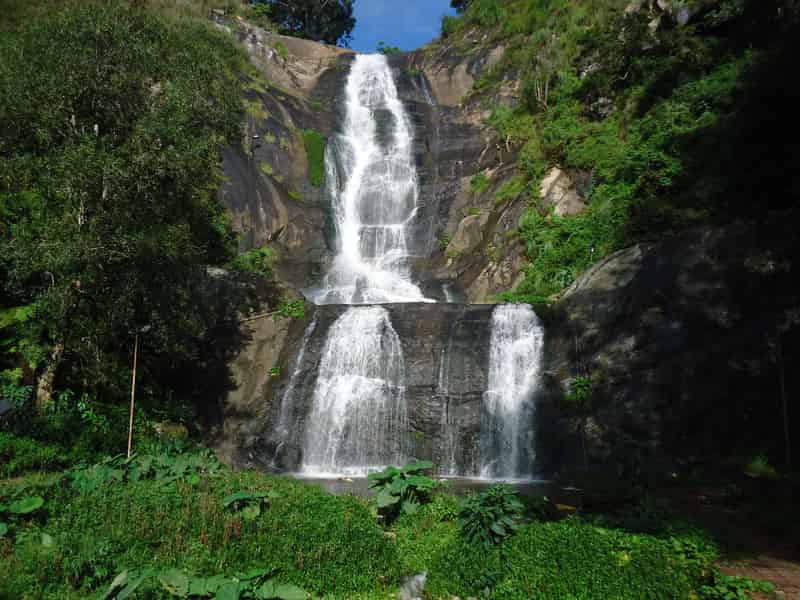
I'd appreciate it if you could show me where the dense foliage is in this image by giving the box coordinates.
[251,0,356,47]
[458,484,524,548]
[444,0,800,300]
[0,451,399,599]
[0,5,246,419]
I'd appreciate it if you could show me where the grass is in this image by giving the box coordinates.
[0,446,783,600]
[0,463,399,599]
[302,130,326,188]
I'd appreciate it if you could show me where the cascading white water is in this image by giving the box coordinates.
[283,56,546,481]
[310,54,430,305]
[272,316,318,455]
[480,304,545,479]
[301,306,408,476]
[298,55,429,476]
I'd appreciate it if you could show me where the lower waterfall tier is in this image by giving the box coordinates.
[259,303,552,480]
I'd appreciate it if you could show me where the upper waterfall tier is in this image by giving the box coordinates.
[308,54,431,305]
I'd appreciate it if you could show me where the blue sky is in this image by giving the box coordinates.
[350,0,456,53]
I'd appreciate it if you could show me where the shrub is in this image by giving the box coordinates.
[274,40,288,59]
[471,171,491,194]
[699,571,774,600]
[229,246,274,278]
[368,460,437,521]
[275,300,305,319]
[458,484,524,548]
[0,433,69,478]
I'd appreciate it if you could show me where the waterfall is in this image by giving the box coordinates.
[299,54,428,476]
[480,304,544,479]
[436,334,458,476]
[301,306,408,476]
[279,55,546,481]
[274,317,317,437]
[310,54,430,305]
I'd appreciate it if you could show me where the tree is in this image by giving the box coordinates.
[0,6,245,412]
[451,0,470,13]
[253,0,356,47]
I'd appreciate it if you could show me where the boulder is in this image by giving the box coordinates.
[540,167,588,217]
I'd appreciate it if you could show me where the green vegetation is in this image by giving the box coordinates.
[0,4,246,419]
[1,446,782,599]
[104,567,309,600]
[253,0,356,47]
[458,484,524,548]
[275,300,306,319]
[301,130,326,188]
[445,0,800,300]
[368,460,437,521]
[259,161,274,177]
[700,571,775,599]
[288,190,304,202]
[0,449,399,599]
[229,247,275,279]
[376,41,402,55]
[246,99,270,121]
[274,40,289,60]
[470,171,491,194]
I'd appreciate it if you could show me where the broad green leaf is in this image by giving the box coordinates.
[401,500,420,515]
[490,522,507,536]
[257,580,276,599]
[0,522,8,536]
[116,571,153,600]
[41,533,55,547]
[242,567,272,581]
[203,575,231,594]
[158,568,190,597]
[9,496,44,514]
[274,583,308,600]
[388,478,409,494]
[376,489,400,508]
[406,475,437,490]
[104,570,130,599]
[214,581,243,600]
[402,460,434,474]
[242,504,261,520]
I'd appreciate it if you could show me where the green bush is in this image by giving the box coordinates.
[470,171,491,194]
[230,246,274,278]
[275,300,306,319]
[458,484,524,548]
[0,433,69,478]
[368,460,437,522]
[699,571,774,600]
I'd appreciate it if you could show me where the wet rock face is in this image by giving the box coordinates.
[247,303,497,474]
[213,15,354,290]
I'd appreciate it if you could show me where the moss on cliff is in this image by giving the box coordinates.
[302,128,326,188]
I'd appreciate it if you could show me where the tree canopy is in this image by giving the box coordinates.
[254,0,356,47]
[0,5,246,410]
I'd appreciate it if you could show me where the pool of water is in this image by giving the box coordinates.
[289,474,583,505]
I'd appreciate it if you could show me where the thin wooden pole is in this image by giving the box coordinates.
[127,333,139,459]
